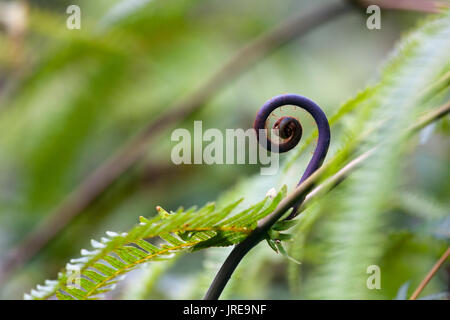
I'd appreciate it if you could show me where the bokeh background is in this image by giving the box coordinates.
[0,0,448,299]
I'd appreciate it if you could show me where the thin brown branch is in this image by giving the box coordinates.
[410,247,450,300]
[0,2,352,283]
[410,101,450,132]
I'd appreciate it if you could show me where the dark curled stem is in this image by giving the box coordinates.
[204,94,331,299]
[254,94,331,218]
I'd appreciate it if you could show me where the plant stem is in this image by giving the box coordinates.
[409,247,450,300]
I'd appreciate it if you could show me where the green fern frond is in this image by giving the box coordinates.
[193,186,287,250]
[25,187,287,300]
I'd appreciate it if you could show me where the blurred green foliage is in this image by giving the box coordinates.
[0,0,448,299]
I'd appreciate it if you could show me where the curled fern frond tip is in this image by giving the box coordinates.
[254,94,331,218]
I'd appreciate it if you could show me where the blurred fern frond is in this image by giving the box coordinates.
[304,11,450,299]
[19,6,450,301]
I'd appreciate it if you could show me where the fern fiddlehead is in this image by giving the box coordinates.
[204,94,330,299]
[254,94,331,218]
